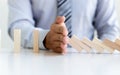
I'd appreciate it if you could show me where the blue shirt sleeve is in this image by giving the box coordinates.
[8,0,48,49]
[93,0,120,41]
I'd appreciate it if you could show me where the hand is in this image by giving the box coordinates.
[44,16,68,54]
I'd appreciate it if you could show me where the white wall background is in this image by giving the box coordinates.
[116,0,120,24]
[0,0,13,48]
[0,0,120,48]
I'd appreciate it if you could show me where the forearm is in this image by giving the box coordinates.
[98,23,120,41]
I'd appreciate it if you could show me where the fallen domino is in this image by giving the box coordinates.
[69,35,120,54]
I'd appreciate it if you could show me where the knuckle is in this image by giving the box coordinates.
[60,42,64,47]
[51,24,58,31]
[62,36,68,44]
[58,42,66,49]
[58,26,64,33]
[56,35,68,44]
[58,35,63,41]
[62,28,68,36]
[52,43,67,53]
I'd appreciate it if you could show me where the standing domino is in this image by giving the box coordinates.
[33,29,39,53]
[14,29,21,53]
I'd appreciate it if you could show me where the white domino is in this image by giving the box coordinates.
[71,35,91,53]
[115,39,120,46]
[93,38,114,53]
[68,38,83,52]
[103,39,120,51]
[81,37,104,53]
[33,29,39,53]
[14,29,21,53]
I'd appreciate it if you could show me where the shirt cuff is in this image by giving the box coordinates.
[37,28,49,49]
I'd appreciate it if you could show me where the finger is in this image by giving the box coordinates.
[57,44,67,54]
[53,47,67,53]
[52,47,62,53]
[51,34,68,44]
[52,41,67,49]
[55,16,65,24]
[51,24,68,35]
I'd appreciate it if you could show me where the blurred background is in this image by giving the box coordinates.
[0,0,120,48]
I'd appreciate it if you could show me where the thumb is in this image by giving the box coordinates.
[55,16,65,24]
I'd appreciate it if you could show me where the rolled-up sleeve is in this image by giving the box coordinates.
[8,0,48,49]
[93,0,120,41]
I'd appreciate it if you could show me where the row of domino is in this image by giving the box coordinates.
[68,35,120,53]
[14,29,39,53]
[1,29,120,54]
